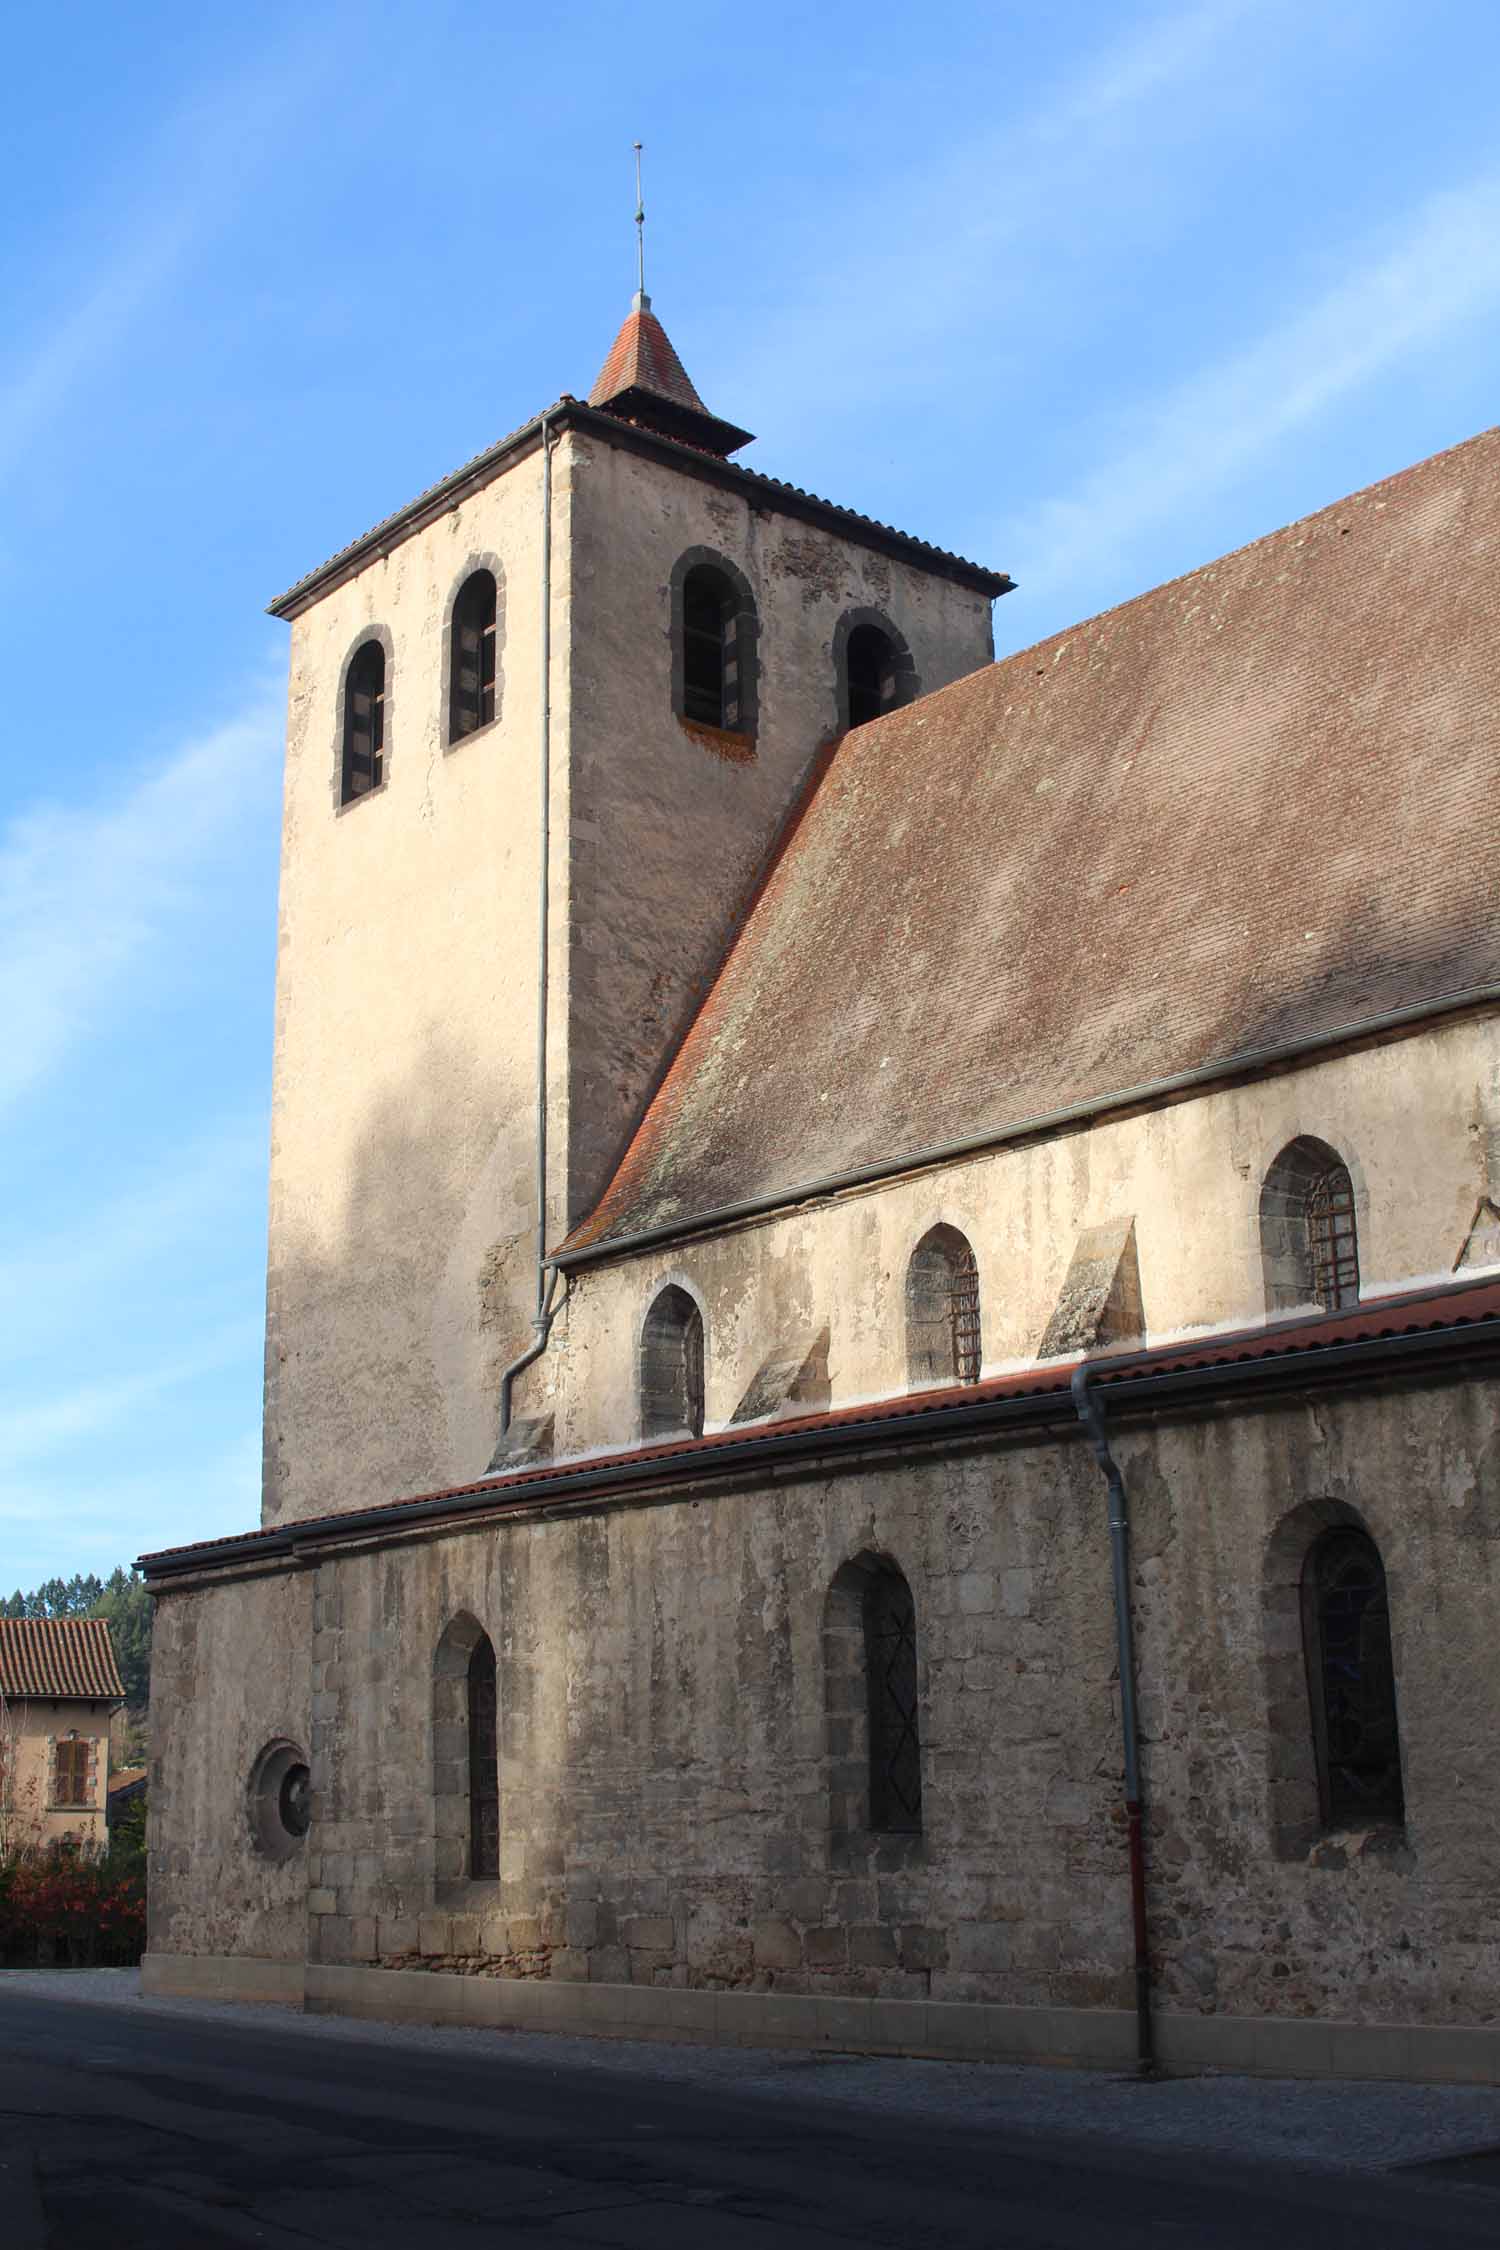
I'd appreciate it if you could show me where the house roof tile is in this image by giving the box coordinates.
[0,1618,125,1702]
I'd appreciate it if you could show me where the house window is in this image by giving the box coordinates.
[672,551,757,737]
[449,569,498,741]
[640,1285,705,1438]
[905,1224,982,1386]
[54,1738,91,1807]
[467,1635,499,1881]
[1260,1137,1360,1313]
[341,639,386,803]
[1302,1528,1404,1828]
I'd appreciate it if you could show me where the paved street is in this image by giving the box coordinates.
[4,1973,1500,2246]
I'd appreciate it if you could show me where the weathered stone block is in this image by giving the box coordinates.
[752,1917,802,1971]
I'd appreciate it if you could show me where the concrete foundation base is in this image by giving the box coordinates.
[140,1955,1500,2083]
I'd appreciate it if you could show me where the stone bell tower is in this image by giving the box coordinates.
[259,295,1008,1530]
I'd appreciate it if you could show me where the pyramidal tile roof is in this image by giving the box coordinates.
[589,297,709,414]
[0,1616,125,1701]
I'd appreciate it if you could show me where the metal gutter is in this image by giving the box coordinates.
[139,1300,1500,1583]
[556,983,1500,1271]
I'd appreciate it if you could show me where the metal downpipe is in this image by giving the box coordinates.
[493,414,562,1454]
[1071,1361,1154,2075]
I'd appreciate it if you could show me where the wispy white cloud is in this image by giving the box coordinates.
[0,680,282,1113]
[1000,164,1500,597]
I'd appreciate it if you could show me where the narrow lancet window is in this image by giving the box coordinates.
[865,1566,923,1833]
[467,1633,499,1881]
[1303,1528,1403,1828]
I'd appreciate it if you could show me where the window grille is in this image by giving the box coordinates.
[864,1571,922,1832]
[54,1739,90,1807]
[1260,1138,1361,1314]
[342,640,386,802]
[1307,1165,1359,1310]
[1303,1528,1403,1827]
[467,1636,499,1881]
[906,1226,982,1387]
[450,571,497,741]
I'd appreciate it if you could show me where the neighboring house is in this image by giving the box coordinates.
[107,1766,148,1832]
[141,290,1500,2083]
[0,1618,124,1852]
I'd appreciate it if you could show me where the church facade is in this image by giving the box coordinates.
[142,299,1500,2080]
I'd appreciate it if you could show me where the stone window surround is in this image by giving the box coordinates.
[1262,1495,1407,1861]
[1258,1132,1367,1315]
[823,1550,927,1875]
[440,551,507,753]
[433,1609,502,1902]
[668,545,760,743]
[831,605,919,735]
[638,1277,708,1441]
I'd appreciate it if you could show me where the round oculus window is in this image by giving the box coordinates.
[248,1740,312,1861]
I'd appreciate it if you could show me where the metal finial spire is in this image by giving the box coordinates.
[632,142,649,311]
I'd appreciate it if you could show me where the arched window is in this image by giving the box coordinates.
[342,638,386,803]
[640,1285,705,1438]
[672,551,757,736]
[449,569,498,742]
[1260,1138,1360,1313]
[432,1613,499,1884]
[905,1224,982,1387]
[834,609,917,732]
[1302,1528,1403,1828]
[824,1553,923,1839]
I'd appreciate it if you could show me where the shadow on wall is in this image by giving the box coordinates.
[263,1025,538,1530]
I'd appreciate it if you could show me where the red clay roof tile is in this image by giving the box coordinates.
[0,1617,125,1701]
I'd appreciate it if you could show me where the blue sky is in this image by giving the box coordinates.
[5,0,1500,1584]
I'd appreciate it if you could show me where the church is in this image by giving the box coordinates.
[141,286,1500,2082]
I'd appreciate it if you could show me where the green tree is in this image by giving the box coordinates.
[91,1568,153,1708]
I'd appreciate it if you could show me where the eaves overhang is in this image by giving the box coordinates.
[266,400,1013,621]
[139,1276,1500,1586]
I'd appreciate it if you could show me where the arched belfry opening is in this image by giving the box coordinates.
[835,609,917,732]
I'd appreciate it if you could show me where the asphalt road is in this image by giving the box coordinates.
[3,1982,1500,2247]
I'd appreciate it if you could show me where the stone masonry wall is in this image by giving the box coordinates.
[204,1365,1500,2031]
